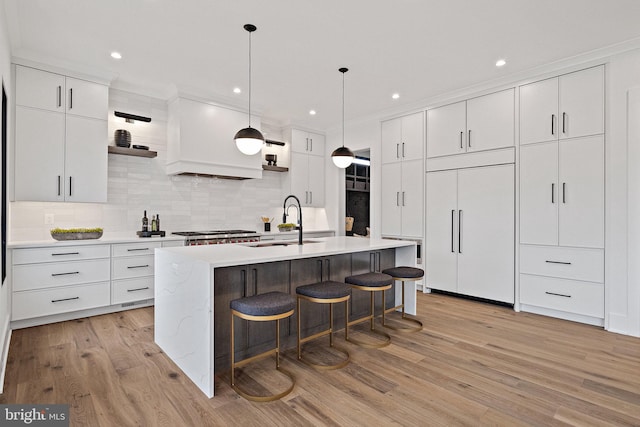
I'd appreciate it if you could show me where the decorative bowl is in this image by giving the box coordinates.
[51,228,103,241]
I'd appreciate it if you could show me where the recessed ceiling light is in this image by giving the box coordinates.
[110,51,122,60]
[309,110,316,115]
[392,93,400,100]
[233,87,242,94]
[496,59,506,67]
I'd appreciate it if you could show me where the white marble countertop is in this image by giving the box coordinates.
[156,236,415,268]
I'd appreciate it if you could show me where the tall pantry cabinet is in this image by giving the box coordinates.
[518,65,605,325]
[13,64,109,202]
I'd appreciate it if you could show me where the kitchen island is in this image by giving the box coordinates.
[154,236,417,398]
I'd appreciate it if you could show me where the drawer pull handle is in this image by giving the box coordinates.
[127,287,150,292]
[127,265,150,269]
[52,296,80,303]
[545,260,572,265]
[51,271,79,277]
[51,252,80,256]
[545,291,571,298]
[127,248,150,252]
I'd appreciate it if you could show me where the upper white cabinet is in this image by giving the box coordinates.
[426,164,515,303]
[291,129,325,156]
[284,128,325,207]
[520,65,604,145]
[381,113,424,238]
[520,135,604,248]
[381,112,424,163]
[427,89,514,158]
[14,65,108,202]
[166,97,262,179]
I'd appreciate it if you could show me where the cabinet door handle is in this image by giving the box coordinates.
[396,192,400,206]
[127,265,149,269]
[69,176,72,197]
[309,191,313,204]
[306,138,309,151]
[127,287,150,292]
[310,138,313,152]
[460,131,463,149]
[52,296,79,303]
[451,210,455,253]
[545,260,572,265]
[57,175,61,196]
[370,253,375,272]
[51,271,79,277]
[396,143,399,158]
[562,182,566,203]
[241,269,247,297]
[69,88,73,110]
[402,142,405,157]
[468,130,471,148]
[545,291,571,298]
[51,252,79,256]
[551,183,555,204]
[551,114,555,135]
[127,248,150,252]
[376,252,381,272]
[252,268,258,295]
[57,85,62,107]
[402,191,405,206]
[458,210,463,254]
[562,112,566,134]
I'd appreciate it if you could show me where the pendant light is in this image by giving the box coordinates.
[332,67,355,168]
[234,24,264,155]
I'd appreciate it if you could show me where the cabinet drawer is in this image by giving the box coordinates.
[112,242,162,257]
[112,256,154,279]
[520,274,604,318]
[12,281,110,321]
[13,258,110,291]
[13,244,110,264]
[112,277,154,304]
[520,245,603,282]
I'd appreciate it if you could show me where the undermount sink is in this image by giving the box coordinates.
[249,240,319,248]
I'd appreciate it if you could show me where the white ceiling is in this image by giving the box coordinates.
[4,0,640,131]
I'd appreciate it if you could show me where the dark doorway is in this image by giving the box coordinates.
[345,149,370,237]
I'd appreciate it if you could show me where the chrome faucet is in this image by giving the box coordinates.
[282,194,303,245]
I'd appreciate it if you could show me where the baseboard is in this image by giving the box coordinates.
[0,317,11,394]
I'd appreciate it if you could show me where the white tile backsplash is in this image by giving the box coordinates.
[9,89,328,241]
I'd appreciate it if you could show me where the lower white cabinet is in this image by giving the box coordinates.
[426,163,515,303]
[111,241,161,304]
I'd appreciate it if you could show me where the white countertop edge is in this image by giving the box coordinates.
[156,236,416,268]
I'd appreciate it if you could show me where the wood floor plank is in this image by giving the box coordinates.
[1,292,639,426]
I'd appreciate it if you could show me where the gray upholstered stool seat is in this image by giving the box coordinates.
[296,281,351,370]
[380,267,424,333]
[343,272,392,348]
[230,291,296,317]
[230,291,296,402]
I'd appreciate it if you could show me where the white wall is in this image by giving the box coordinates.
[0,0,12,390]
[9,89,328,241]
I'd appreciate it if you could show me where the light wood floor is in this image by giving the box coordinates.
[1,293,639,426]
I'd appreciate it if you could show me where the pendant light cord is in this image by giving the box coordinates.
[248,30,252,127]
[342,70,345,148]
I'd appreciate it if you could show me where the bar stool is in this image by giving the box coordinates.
[296,281,351,370]
[344,272,393,348]
[230,291,296,402]
[381,267,424,333]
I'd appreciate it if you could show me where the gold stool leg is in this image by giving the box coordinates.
[382,279,423,333]
[346,287,391,348]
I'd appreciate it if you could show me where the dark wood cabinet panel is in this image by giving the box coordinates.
[349,249,396,319]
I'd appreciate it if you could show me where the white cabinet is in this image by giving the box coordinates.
[291,129,325,156]
[166,97,262,179]
[520,135,604,248]
[381,160,423,238]
[14,65,108,202]
[520,66,604,145]
[427,89,514,158]
[285,128,325,207]
[381,112,424,163]
[381,113,424,238]
[12,244,111,321]
[426,164,514,303]
[111,242,161,304]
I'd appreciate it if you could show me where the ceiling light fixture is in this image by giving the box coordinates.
[234,24,264,156]
[233,87,242,94]
[331,67,355,168]
[309,110,316,115]
[114,111,151,123]
[110,51,122,60]
[496,59,506,67]
[392,93,400,99]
